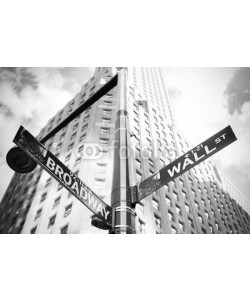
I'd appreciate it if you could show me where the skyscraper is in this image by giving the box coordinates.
[0,67,250,234]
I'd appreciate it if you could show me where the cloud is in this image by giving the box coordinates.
[0,67,38,95]
[167,86,182,102]
[224,67,250,115]
[0,102,14,117]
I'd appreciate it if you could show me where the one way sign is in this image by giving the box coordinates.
[136,125,237,201]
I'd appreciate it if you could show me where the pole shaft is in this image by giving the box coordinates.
[110,69,136,234]
[40,74,118,144]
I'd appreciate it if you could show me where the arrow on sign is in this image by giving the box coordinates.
[135,125,237,202]
[13,126,112,225]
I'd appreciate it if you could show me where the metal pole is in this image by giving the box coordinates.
[110,69,136,234]
[6,73,118,174]
[40,74,118,144]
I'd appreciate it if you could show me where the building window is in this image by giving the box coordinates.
[198,215,203,224]
[78,144,84,153]
[83,115,89,122]
[138,219,145,233]
[154,215,161,228]
[194,201,199,209]
[137,202,144,214]
[64,204,73,217]
[58,184,63,191]
[173,192,178,201]
[179,222,184,232]
[53,197,60,209]
[103,109,111,116]
[134,159,141,170]
[71,132,76,140]
[35,208,42,220]
[68,143,74,151]
[75,157,82,165]
[56,143,62,151]
[102,118,111,124]
[152,198,159,210]
[96,163,107,174]
[188,218,194,228]
[182,191,187,198]
[176,205,181,215]
[104,100,112,106]
[95,178,106,188]
[40,192,47,203]
[79,134,86,142]
[101,127,110,135]
[30,226,37,234]
[45,178,52,187]
[168,211,174,221]
[48,215,56,228]
[185,204,190,213]
[73,123,79,131]
[81,123,88,132]
[166,196,171,206]
[100,138,109,145]
[65,154,71,162]
[60,224,68,234]
[171,226,177,234]
[136,171,142,183]
[60,133,65,141]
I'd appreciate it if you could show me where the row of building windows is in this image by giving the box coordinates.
[34,203,73,222]
[31,223,68,234]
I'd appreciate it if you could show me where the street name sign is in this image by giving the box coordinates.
[136,125,237,201]
[13,126,112,225]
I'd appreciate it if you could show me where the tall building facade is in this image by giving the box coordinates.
[0,67,250,234]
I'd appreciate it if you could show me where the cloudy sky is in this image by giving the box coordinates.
[0,67,249,202]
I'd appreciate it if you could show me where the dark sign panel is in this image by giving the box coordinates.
[13,126,112,225]
[137,125,237,201]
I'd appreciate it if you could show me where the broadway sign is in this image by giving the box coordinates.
[13,126,112,225]
[137,125,237,201]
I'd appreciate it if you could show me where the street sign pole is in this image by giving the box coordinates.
[6,68,238,234]
[110,69,136,234]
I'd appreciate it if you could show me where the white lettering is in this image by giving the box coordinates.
[182,158,194,170]
[63,173,72,186]
[80,187,88,200]
[71,181,79,194]
[55,164,63,179]
[194,152,205,161]
[46,157,55,171]
[103,208,110,219]
[167,163,181,177]
[205,145,216,155]
[96,203,103,215]
[88,195,98,210]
